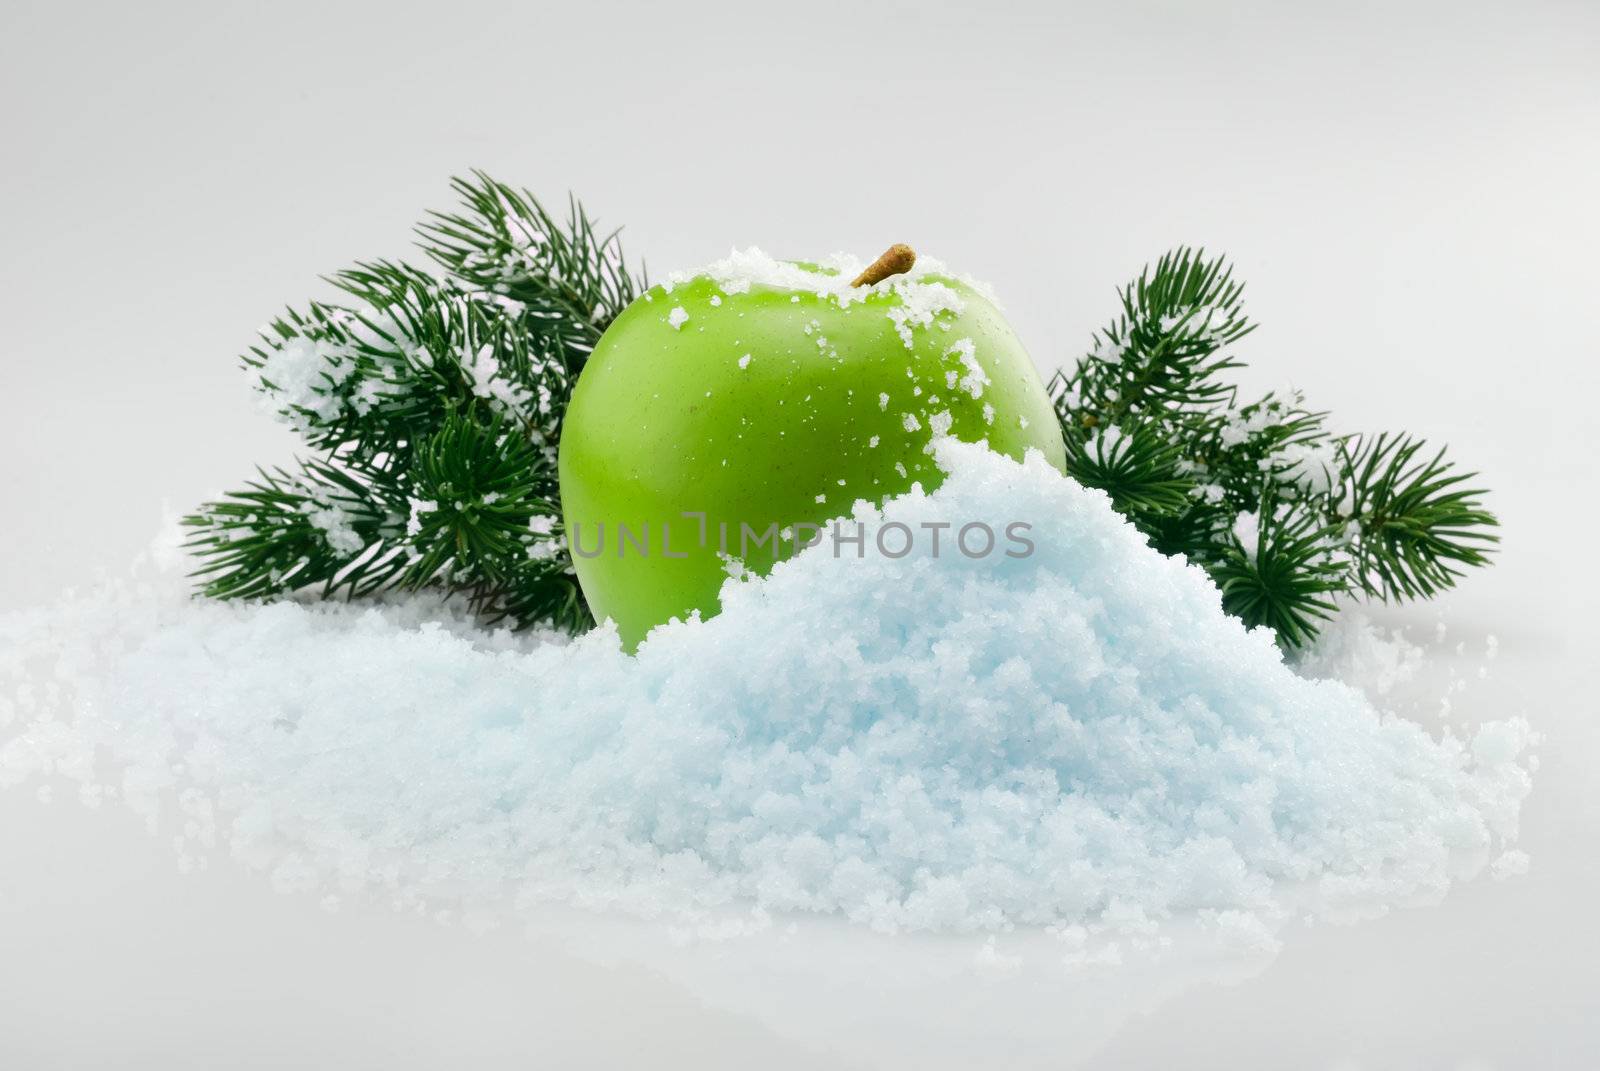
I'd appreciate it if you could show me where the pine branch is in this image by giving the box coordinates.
[1338,433,1500,601]
[417,170,644,373]
[186,173,643,634]
[396,412,557,592]
[1062,247,1256,423]
[1061,418,1195,519]
[475,555,592,635]
[1052,249,1498,647]
[1209,492,1344,647]
[184,458,402,601]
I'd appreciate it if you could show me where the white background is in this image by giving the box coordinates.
[2,1,1598,1067]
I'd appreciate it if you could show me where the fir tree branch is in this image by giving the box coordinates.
[1074,247,1256,422]
[184,458,401,601]
[1338,433,1500,601]
[396,412,557,592]
[1052,248,1499,647]
[187,173,641,634]
[1061,418,1195,519]
[417,170,644,372]
[1209,493,1344,648]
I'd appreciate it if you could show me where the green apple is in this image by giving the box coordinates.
[558,246,1065,649]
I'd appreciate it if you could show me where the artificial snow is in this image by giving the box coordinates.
[947,338,989,399]
[663,247,984,352]
[256,335,357,423]
[0,441,1531,942]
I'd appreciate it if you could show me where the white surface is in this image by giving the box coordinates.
[2,1,1598,1067]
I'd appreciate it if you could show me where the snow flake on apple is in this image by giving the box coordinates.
[946,338,989,399]
[885,281,964,349]
[658,247,981,351]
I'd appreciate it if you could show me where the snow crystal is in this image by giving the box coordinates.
[947,338,989,399]
[1295,611,1425,700]
[526,515,562,561]
[885,282,965,348]
[667,306,690,330]
[1090,338,1126,365]
[0,443,1531,941]
[404,497,437,539]
[257,336,356,425]
[461,342,537,422]
[1273,439,1340,495]
[303,501,364,556]
[738,354,752,370]
[1490,849,1530,880]
[1218,407,1276,447]
[1231,511,1260,561]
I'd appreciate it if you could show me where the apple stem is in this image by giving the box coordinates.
[850,244,917,287]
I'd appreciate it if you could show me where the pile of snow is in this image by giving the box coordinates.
[0,442,1532,941]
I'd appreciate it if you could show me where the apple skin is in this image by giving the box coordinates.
[558,260,1065,649]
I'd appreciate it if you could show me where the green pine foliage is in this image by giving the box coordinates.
[190,176,1497,648]
[1050,248,1498,647]
[184,173,645,632]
